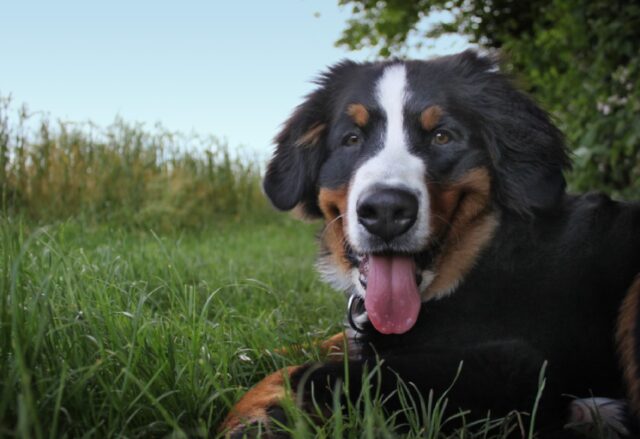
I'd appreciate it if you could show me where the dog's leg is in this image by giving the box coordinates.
[220,332,354,437]
[220,339,571,437]
[295,341,569,434]
[220,365,300,438]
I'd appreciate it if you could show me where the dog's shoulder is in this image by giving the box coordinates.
[495,192,640,257]
[560,192,640,258]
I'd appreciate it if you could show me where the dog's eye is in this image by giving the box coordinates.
[432,130,451,145]
[343,133,361,147]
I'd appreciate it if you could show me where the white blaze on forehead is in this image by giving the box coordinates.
[378,64,407,152]
[346,63,431,256]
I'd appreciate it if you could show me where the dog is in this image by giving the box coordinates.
[221,50,640,438]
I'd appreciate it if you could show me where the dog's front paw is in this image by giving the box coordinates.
[220,367,298,438]
[223,405,289,439]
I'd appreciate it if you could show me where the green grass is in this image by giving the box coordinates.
[0,215,344,437]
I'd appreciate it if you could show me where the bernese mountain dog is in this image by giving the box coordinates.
[221,50,640,438]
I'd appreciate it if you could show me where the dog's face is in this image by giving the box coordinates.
[264,51,569,334]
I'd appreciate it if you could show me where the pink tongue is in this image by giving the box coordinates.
[364,255,421,334]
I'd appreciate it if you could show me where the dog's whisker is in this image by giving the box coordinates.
[320,214,346,239]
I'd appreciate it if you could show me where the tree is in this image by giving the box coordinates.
[337,0,640,198]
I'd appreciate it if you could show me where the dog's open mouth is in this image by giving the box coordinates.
[357,253,425,335]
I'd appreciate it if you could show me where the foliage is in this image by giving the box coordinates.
[0,96,268,231]
[337,0,640,199]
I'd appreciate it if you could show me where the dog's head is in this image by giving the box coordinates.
[264,50,570,334]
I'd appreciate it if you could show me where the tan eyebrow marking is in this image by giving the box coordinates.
[346,103,369,127]
[295,123,326,147]
[420,105,443,131]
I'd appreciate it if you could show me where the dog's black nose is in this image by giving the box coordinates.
[357,188,418,241]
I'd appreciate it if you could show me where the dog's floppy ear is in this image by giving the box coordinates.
[476,61,571,216]
[264,61,356,217]
[490,95,570,215]
[263,93,328,217]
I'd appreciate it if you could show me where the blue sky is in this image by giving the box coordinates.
[1,1,468,156]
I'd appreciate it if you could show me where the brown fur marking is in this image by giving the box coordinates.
[420,106,443,131]
[616,275,640,415]
[221,366,299,434]
[426,167,497,298]
[347,103,369,127]
[318,186,350,272]
[319,331,353,360]
[295,123,326,147]
[273,331,348,360]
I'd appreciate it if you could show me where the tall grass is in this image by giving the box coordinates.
[0,96,269,230]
